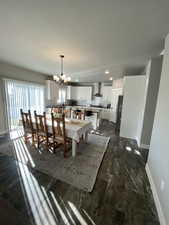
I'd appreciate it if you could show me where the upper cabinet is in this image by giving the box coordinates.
[102,86,113,103]
[69,86,92,101]
[112,78,123,89]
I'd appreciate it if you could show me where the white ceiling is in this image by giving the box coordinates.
[0,0,169,82]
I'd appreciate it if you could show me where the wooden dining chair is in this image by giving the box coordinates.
[51,107,63,114]
[34,111,50,149]
[20,109,36,144]
[64,108,72,118]
[49,113,70,157]
[73,109,85,120]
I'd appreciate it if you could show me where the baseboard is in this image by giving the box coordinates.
[146,164,167,225]
[135,136,140,147]
[135,136,150,149]
[140,143,150,149]
[0,130,8,136]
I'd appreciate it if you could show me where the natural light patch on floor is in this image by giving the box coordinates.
[13,136,35,167]
[16,161,62,225]
[68,202,88,225]
[15,155,92,225]
[10,128,24,140]
[50,192,70,225]
[10,129,96,224]
[16,163,57,225]
[82,210,96,225]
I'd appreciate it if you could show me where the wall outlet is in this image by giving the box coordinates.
[160,180,165,191]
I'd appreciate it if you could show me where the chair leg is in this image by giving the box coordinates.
[63,142,67,158]
[46,136,49,150]
[37,135,40,148]
[32,133,35,145]
[53,143,56,154]
[24,133,29,144]
[24,134,28,143]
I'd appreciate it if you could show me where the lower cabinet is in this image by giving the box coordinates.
[100,109,114,121]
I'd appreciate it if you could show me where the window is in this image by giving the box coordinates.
[4,79,45,130]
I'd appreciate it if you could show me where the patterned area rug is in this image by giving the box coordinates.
[0,133,110,192]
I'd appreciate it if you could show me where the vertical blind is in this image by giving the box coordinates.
[4,79,45,130]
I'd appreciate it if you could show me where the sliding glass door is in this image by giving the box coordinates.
[5,79,45,130]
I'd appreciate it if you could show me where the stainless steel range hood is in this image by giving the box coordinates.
[94,82,102,97]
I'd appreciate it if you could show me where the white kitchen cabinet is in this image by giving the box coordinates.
[70,86,92,101]
[100,109,114,121]
[102,86,113,103]
[101,85,123,122]
[85,114,98,130]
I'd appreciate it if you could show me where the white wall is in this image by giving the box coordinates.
[0,81,6,134]
[0,62,46,84]
[120,76,146,143]
[147,33,169,225]
[140,56,163,147]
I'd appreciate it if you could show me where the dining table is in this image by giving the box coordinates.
[22,116,93,157]
[51,118,93,157]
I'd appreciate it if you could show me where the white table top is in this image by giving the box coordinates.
[65,119,92,142]
[38,117,92,142]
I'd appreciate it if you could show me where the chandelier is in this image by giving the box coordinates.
[53,55,71,85]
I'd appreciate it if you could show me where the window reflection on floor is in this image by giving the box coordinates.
[10,128,24,140]
[11,130,93,225]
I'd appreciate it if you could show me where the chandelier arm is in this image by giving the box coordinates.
[60,55,64,76]
[53,55,70,85]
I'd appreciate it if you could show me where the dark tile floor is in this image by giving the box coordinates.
[0,121,160,225]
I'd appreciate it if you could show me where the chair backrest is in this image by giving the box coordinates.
[51,113,66,140]
[20,109,34,131]
[34,111,48,134]
[64,108,72,118]
[51,107,63,114]
[73,110,85,120]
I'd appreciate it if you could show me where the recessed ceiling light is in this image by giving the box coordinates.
[109,77,113,80]
[105,70,109,74]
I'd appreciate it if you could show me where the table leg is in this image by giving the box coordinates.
[84,131,88,143]
[72,139,77,157]
[71,109,73,119]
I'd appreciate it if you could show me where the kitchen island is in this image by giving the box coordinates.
[66,106,114,129]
